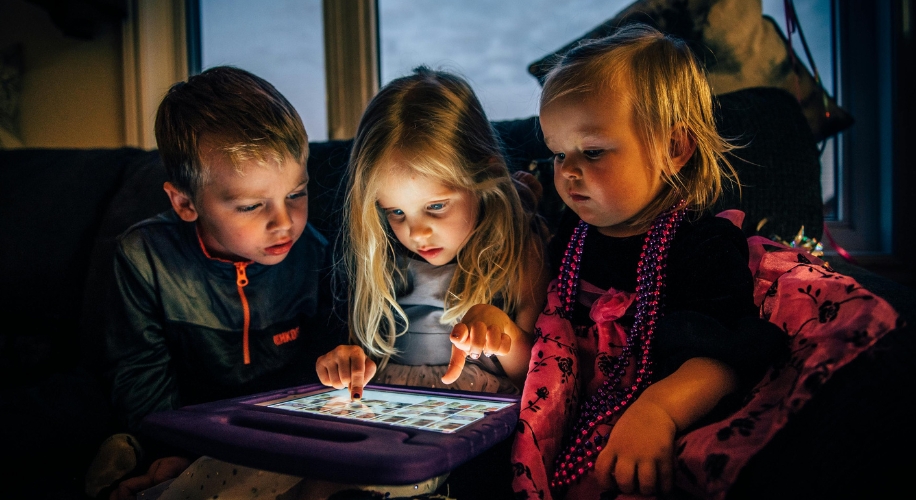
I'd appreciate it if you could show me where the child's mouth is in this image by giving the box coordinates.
[417,248,442,260]
[265,240,294,255]
[569,193,589,202]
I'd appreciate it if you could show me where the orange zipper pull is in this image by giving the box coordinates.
[235,262,251,364]
[235,262,249,287]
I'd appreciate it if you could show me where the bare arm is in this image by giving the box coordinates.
[499,235,550,385]
[595,357,739,496]
[443,235,550,388]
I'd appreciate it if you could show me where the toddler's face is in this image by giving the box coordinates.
[192,149,309,265]
[541,83,664,237]
[376,169,478,266]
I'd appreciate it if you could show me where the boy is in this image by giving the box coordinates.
[93,66,345,498]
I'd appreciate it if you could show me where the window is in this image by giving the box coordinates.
[825,1,896,256]
[378,0,629,122]
[190,0,902,262]
[196,0,327,140]
[762,0,838,222]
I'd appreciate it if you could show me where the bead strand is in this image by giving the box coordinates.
[549,203,685,492]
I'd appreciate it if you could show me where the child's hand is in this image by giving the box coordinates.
[594,399,677,496]
[316,345,377,400]
[442,304,513,384]
[109,456,191,500]
[511,170,544,206]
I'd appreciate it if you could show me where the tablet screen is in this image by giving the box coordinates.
[258,387,515,433]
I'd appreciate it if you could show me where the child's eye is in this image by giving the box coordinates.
[553,153,566,162]
[385,208,405,220]
[427,202,446,211]
[237,203,261,213]
[583,149,603,159]
[288,190,308,200]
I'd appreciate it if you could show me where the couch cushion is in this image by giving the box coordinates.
[712,87,824,241]
[303,139,355,243]
[0,148,157,383]
[79,150,171,370]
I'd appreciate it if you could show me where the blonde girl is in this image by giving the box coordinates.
[316,66,549,399]
[510,24,788,499]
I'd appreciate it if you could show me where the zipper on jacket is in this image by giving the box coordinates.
[195,227,254,366]
[235,262,251,364]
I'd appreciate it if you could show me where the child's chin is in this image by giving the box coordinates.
[254,253,290,266]
[427,257,457,267]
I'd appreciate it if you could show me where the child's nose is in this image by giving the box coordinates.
[409,222,433,241]
[269,205,294,231]
[559,159,583,179]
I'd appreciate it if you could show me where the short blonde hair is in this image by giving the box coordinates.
[155,66,308,198]
[344,66,542,362]
[541,23,738,229]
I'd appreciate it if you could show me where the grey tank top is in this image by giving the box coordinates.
[390,258,455,365]
[390,258,505,378]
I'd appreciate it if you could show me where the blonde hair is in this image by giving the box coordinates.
[541,23,738,229]
[344,66,542,364]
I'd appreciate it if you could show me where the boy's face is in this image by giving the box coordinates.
[170,146,309,265]
[541,82,665,238]
[376,167,478,267]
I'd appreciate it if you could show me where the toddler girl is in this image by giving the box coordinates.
[510,24,789,499]
[316,66,550,399]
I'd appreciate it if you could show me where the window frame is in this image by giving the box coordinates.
[185,0,378,141]
[824,0,893,256]
[181,0,912,277]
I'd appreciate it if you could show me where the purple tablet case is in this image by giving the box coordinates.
[141,383,520,484]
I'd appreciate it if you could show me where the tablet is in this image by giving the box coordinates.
[141,383,520,485]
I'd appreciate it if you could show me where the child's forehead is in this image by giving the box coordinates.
[199,150,306,193]
[377,151,459,185]
[541,85,636,127]
[581,75,635,104]
[378,167,448,192]
[201,139,303,172]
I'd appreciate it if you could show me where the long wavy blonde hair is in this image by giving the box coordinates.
[344,67,541,366]
[541,23,739,230]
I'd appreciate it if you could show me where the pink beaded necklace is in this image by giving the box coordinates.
[551,202,686,492]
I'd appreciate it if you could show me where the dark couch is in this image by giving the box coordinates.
[1,87,913,500]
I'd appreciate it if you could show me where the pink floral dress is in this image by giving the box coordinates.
[510,211,903,499]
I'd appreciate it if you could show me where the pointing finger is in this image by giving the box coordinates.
[467,321,487,359]
[450,322,471,351]
[441,343,467,385]
[349,355,365,400]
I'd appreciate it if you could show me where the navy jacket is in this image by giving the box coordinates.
[105,211,346,433]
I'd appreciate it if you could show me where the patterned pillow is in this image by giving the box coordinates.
[527,0,853,142]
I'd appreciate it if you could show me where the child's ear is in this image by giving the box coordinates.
[668,125,697,174]
[163,182,199,222]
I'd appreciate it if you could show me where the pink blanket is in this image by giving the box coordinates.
[510,211,903,499]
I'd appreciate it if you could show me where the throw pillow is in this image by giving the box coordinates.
[527,0,853,143]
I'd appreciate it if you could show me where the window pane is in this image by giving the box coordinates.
[763,0,834,90]
[762,0,838,219]
[379,0,631,122]
[199,0,327,141]
[380,0,839,219]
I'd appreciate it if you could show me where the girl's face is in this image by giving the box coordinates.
[541,83,664,237]
[376,168,478,266]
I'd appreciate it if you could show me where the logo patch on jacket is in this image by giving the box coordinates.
[273,327,299,346]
